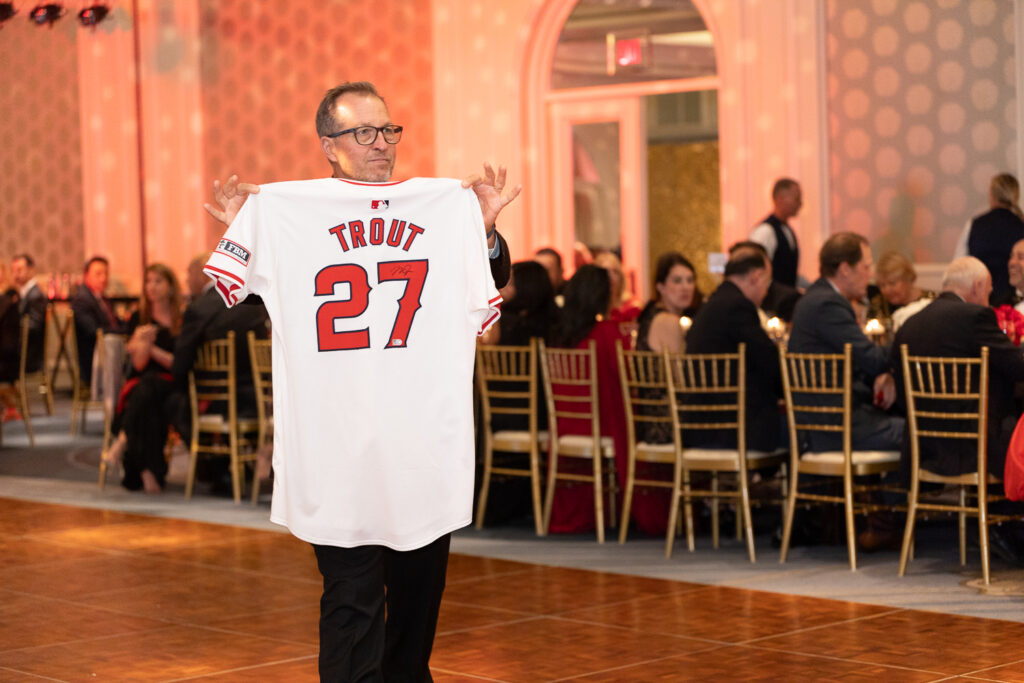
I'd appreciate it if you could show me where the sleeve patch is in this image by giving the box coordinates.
[216,239,251,266]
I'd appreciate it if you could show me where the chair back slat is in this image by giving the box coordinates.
[539,339,599,441]
[476,340,538,433]
[779,344,851,439]
[900,344,989,481]
[247,331,273,446]
[616,343,672,447]
[191,332,237,412]
[666,345,746,448]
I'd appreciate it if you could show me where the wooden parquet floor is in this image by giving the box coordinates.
[2,498,1024,682]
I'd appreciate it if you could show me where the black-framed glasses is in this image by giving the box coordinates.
[325,125,403,145]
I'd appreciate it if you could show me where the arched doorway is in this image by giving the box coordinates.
[522,0,720,300]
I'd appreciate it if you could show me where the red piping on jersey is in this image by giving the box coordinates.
[488,295,502,305]
[215,278,239,306]
[479,310,500,335]
[205,264,245,286]
[335,178,405,187]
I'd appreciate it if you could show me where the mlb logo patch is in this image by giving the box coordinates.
[369,199,390,211]
[216,239,251,266]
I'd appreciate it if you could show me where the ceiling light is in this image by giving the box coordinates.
[78,3,108,27]
[29,3,63,26]
[0,3,17,27]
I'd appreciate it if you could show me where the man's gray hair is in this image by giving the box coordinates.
[941,256,989,293]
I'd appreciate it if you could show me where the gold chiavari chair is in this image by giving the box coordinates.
[475,339,548,535]
[47,301,76,394]
[665,344,787,561]
[778,343,901,570]
[247,330,273,505]
[94,329,127,489]
[21,312,54,417]
[539,339,617,543]
[899,345,1013,585]
[0,317,40,446]
[186,331,260,504]
[615,343,676,544]
[63,310,107,437]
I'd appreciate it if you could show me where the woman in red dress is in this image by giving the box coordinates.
[546,265,631,534]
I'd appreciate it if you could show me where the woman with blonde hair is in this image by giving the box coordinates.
[963,173,1024,304]
[868,251,933,331]
[105,263,183,493]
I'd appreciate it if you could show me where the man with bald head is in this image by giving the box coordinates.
[891,257,1024,480]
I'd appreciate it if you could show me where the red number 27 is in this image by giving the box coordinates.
[314,259,429,351]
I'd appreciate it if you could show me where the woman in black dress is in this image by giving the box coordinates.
[105,263,182,493]
[967,173,1024,305]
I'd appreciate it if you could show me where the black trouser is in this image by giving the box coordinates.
[313,533,451,683]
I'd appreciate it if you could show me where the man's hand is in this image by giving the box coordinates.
[873,372,896,410]
[203,175,260,227]
[462,163,522,245]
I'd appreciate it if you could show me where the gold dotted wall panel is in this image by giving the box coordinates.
[0,18,85,276]
[199,0,435,240]
[648,141,721,297]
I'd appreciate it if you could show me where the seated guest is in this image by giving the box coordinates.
[635,252,701,353]
[479,260,557,523]
[868,251,933,331]
[729,241,800,322]
[1006,239,1024,314]
[70,256,122,387]
[788,232,904,452]
[593,250,641,325]
[0,283,19,384]
[891,257,1024,480]
[170,252,270,483]
[10,254,47,373]
[106,263,182,494]
[966,173,1024,305]
[498,260,557,347]
[686,247,782,452]
[534,247,566,296]
[547,265,634,534]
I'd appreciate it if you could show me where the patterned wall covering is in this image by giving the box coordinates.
[648,141,721,298]
[0,18,85,278]
[826,0,1017,262]
[199,0,436,245]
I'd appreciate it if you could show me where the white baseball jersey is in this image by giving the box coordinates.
[204,177,501,551]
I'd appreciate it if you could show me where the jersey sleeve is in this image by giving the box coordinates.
[461,189,502,336]
[203,196,264,308]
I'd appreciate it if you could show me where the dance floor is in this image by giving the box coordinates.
[2,498,1024,681]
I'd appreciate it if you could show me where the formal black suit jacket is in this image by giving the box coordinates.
[172,286,269,393]
[489,231,511,289]
[18,282,47,373]
[70,286,121,386]
[890,292,1024,477]
[685,281,782,451]
[0,289,19,381]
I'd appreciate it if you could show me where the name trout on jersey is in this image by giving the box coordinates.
[328,217,425,253]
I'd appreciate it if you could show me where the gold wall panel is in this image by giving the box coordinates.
[647,141,722,300]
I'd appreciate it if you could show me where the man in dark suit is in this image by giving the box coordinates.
[788,232,904,451]
[70,256,122,387]
[10,254,47,373]
[729,241,801,322]
[686,247,782,451]
[891,256,1024,478]
[170,252,270,426]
